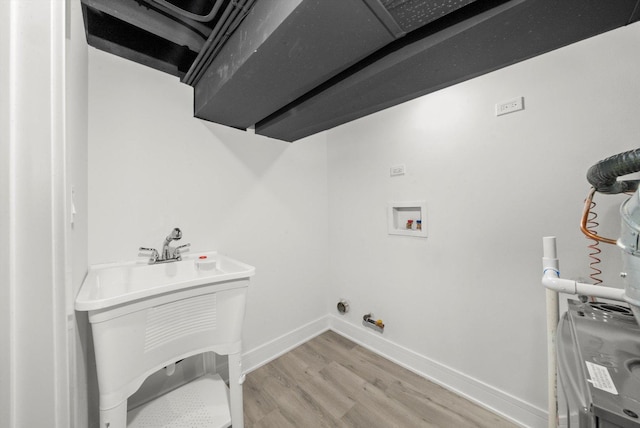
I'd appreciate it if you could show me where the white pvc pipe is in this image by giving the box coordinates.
[542,237,559,428]
[542,272,626,301]
[546,289,558,428]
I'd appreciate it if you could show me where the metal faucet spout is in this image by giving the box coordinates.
[164,227,182,245]
[141,228,189,264]
[162,227,182,259]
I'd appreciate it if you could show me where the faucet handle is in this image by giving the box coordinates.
[175,243,190,260]
[139,247,159,263]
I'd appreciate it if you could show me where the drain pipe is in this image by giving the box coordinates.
[542,241,626,301]
[542,237,560,428]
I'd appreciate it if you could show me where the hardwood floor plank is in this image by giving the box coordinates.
[252,409,297,428]
[271,350,316,383]
[318,361,369,400]
[345,380,438,428]
[256,363,346,427]
[303,335,358,371]
[315,329,359,351]
[243,331,518,428]
[267,349,356,420]
[288,340,333,374]
[243,375,278,424]
[263,377,345,428]
[296,367,356,419]
[385,377,511,428]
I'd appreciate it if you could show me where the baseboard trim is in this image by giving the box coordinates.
[242,315,330,374]
[328,315,547,428]
[241,314,547,428]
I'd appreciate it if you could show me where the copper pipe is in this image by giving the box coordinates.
[580,187,617,245]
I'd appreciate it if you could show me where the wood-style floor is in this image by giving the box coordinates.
[243,330,518,428]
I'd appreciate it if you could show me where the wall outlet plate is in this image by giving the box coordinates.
[390,164,405,176]
[496,97,524,116]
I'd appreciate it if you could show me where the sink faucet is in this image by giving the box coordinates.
[162,227,186,260]
[139,227,190,264]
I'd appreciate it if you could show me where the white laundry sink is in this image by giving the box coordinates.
[75,251,255,311]
[75,251,254,428]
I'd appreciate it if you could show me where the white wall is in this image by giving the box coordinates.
[88,49,330,357]
[326,22,640,426]
[86,20,640,428]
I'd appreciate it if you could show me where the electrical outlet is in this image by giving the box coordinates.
[390,165,405,176]
[496,97,524,116]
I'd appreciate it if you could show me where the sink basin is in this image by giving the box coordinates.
[75,250,254,428]
[75,251,255,311]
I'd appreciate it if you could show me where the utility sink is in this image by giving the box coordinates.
[76,251,255,311]
[75,251,254,428]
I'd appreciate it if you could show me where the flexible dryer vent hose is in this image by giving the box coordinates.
[587,148,640,194]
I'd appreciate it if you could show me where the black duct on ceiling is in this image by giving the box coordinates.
[81,0,640,142]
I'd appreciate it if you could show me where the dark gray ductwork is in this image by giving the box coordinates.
[182,0,255,85]
[81,0,640,142]
[587,149,640,195]
[81,0,225,78]
[191,0,474,130]
[255,0,640,141]
[191,0,397,129]
[190,0,478,131]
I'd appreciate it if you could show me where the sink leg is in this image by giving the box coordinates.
[228,352,244,428]
[99,400,127,428]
